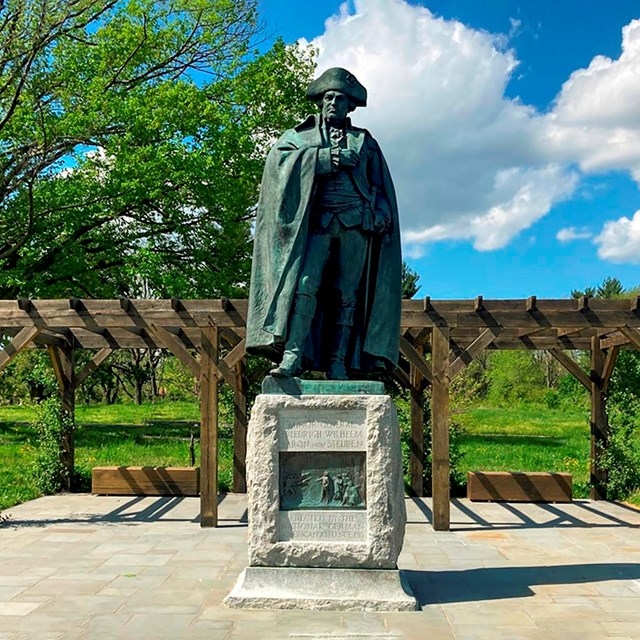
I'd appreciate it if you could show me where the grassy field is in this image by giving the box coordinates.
[455,404,592,497]
[0,402,231,511]
[1,401,638,511]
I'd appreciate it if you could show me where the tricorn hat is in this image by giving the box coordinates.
[306,67,367,107]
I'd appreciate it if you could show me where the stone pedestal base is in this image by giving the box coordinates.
[224,566,418,611]
[247,390,406,569]
[224,381,418,611]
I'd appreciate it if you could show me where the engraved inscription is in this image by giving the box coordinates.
[278,409,366,451]
[278,510,367,542]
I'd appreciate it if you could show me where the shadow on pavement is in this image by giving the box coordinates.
[405,562,640,606]
[449,498,640,530]
[2,494,247,528]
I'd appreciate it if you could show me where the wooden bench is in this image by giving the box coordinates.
[92,466,200,496]
[467,471,572,503]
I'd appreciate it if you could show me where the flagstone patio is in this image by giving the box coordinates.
[1,494,639,639]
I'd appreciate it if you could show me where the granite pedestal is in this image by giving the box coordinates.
[224,377,418,611]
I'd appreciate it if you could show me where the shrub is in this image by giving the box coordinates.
[600,394,640,501]
[32,397,73,495]
[486,351,546,406]
[397,390,465,496]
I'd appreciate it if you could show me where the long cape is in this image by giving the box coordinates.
[246,114,401,372]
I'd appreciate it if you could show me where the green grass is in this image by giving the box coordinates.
[0,401,232,511]
[1,400,638,511]
[455,404,592,497]
[0,421,40,510]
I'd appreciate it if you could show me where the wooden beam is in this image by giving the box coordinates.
[450,328,501,378]
[557,327,586,338]
[232,361,248,493]
[601,332,636,350]
[17,298,32,312]
[2,297,640,331]
[0,327,40,372]
[590,337,608,500]
[392,363,412,389]
[47,344,75,492]
[200,324,219,527]
[213,353,235,388]
[147,324,201,379]
[431,326,450,532]
[548,349,591,391]
[224,338,246,371]
[602,345,620,394]
[75,348,114,388]
[409,341,425,498]
[619,326,640,349]
[399,335,432,385]
[578,295,590,312]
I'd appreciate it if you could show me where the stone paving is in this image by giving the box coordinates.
[0,494,639,639]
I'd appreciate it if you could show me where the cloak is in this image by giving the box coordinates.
[246,114,402,373]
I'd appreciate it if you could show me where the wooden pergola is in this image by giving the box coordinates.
[1,296,639,531]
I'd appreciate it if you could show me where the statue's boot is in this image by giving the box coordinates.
[327,324,351,380]
[270,311,312,378]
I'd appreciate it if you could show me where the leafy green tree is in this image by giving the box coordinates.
[571,276,625,300]
[401,262,421,299]
[570,286,596,299]
[485,351,547,405]
[569,277,640,500]
[0,0,315,299]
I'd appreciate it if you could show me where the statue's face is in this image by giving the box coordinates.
[322,90,350,124]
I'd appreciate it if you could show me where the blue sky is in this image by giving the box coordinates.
[257,0,640,298]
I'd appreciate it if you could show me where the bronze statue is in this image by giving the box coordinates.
[246,67,401,379]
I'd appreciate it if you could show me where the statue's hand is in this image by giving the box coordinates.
[338,149,359,169]
[373,211,390,235]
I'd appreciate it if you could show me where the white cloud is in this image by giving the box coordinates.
[545,20,640,175]
[556,226,593,243]
[302,1,640,258]
[304,0,577,252]
[594,211,640,263]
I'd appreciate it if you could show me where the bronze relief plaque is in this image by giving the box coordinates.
[279,451,366,510]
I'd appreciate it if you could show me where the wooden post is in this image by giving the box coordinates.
[200,324,219,527]
[47,344,75,492]
[431,326,450,531]
[409,342,425,497]
[232,360,248,493]
[590,336,608,500]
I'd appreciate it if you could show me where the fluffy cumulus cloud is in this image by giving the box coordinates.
[594,211,640,263]
[546,20,640,175]
[303,1,640,260]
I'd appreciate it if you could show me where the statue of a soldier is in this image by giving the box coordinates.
[246,67,401,379]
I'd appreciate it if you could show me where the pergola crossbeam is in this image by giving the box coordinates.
[148,324,201,379]
[620,326,640,349]
[399,335,432,385]
[0,327,40,372]
[2,297,639,532]
[450,327,502,378]
[547,349,591,391]
[75,348,114,388]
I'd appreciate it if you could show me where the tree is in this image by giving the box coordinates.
[401,261,421,299]
[571,276,625,300]
[569,276,640,500]
[0,0,315,299]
